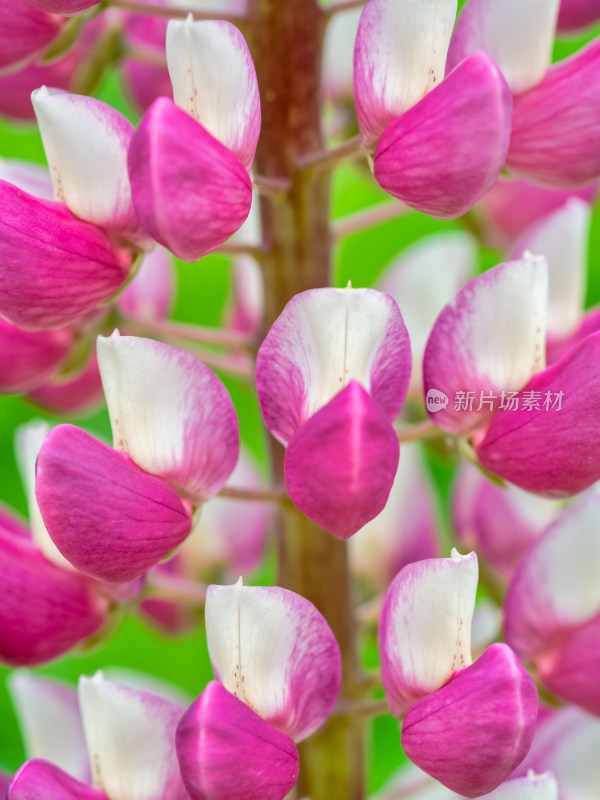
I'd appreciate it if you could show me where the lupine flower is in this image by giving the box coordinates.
[0,0,62,72]
[504,490,600,715]
[557,0,600,32]
[128,15,259,261]
[256,285,411,537]
[447,0,600,187]
[36,334,239,583]
[379,550,538,797]
[8,673,189,800]
[353,0,512,218]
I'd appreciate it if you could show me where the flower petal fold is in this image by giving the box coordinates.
[36,424,193,583]
[166,17,260,172]
[97,334,239,501]
[205,579,341,742]
[401,644,538,798]
[284,381,400,538]
[507,39,600,188]
[476,332,600,495]
[32,88,144,244]
[423,258,548,434]
[446,0,559,94]
[353,0,458,147]
[128,97,252,262]
[0,181,129,331]
[8,760,107,800]
[256,286,411,446]
[0,523,107,666]
[78,674,188,800]
[379,550,478,716]
[176,681,299,800]
[374,53,513,219]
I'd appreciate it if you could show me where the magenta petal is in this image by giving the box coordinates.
[402,644,538,798]
[36,425,192,583]
[374,52,512,219]
[477,332,600,496]
[28,355,104,416]
[0,181,129,331]
[557,0,600,31]
[0,525,107,666]
[9,760,107,800]
[23,0,102,12]
[128,97,252,262]
[176,682,299,800]
[0,319,71,393]
[0,1,61,71]
[284,381,399,538]
[507,39,600,188]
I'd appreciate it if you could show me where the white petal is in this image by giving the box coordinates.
[8,672,89,781]
[484,772,558,800]
[78,673,187,800]
[448,0,560,94]
[166,17,260,172]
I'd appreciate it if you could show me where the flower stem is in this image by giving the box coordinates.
[121,315,256,350]
[218,485,290,505]
[395,418,444,444]
[334,200,410,238]
[297,134,365,174]
[103,0,246,24]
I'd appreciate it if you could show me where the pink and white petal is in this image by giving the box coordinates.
[0,1,62,72]
[557,0,600,31]
[476,332,600,496]
[128,97,252,262]
[453,461,560,579]
[117,246,175,321]
[28,354,105,417]
[8,760,107,800]
[78,674,188,800]
[423,258,547,434]
[379,550,478,716]
[97,334,239,500]
[0,318,71,393]
[0,158,53,200]
[24,1,102,13]
[8,673,89,781]
[401,644,538,798]
[510,198,591,341]
[350,443,441,591]
[323,6,361,100]
[32,88,144,244]
[228,255,264,336]
[374,53,513,219]
[166,18,260,172]
[536,612,600,715]
[507,38,600,188]
[446,0,559,94]
[284,382,400,539]
[205,579,341,742]
[353,0,458,147]
[0,182,130,331]
[0,525,107,666]
[504,491,600,661]
[35,424,193,583]
[377,231,477,395]
[176,681,299,800]
[256,287,411,445]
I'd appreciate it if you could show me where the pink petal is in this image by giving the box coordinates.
[8,760,107,800]
[97,334,240,501]
[0,50,78,120]
[128,97,252,262]
[476,332,600,496]
[557,0,600,30]
[379,550,478,716]
[36,424,193,583]
[166,18,260,172]
[176,681,299,800]
[0,524,107,666]
[22,0,102,12]
[28,355,104,416]
[374,52,512,219]
[121,8,170,112]
[0,318,71,393]
[402,644,538,798]
[353,0,458,148]
[507,38,600,188]
[78,674,189,800]
[0,181,130,331]
[0,1,61,71]
[284,381,400,538]
[423,258,547,435]
[206,579,341,742]
[256,286,411,446]
[446,0,559,94]
[117,247,175,321]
